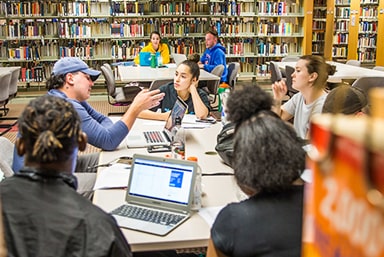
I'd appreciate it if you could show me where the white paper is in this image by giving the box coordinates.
[198,206,225,228]
[93,163,131,190]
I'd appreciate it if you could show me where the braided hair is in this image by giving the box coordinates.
[18,95,81,164]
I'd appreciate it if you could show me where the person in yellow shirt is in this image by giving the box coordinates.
[134,31,170,65]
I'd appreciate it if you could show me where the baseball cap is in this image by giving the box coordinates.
[322,84,368,115]
[52,57,101,81]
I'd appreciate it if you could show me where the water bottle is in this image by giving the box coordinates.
[157,55,163,67]
[150,53,156,68]
[187,156,202,210]
[220,88,230,124]
[171,117,185,160]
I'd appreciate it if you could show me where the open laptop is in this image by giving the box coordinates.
[126,96,188,148]
[172,53,187,66]
[110,154,198,236]
[140,52,160,66]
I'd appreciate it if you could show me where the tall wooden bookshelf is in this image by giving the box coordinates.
[0,0,308,86]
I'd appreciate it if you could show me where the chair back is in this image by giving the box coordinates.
[346,60,361,67]
[8,67,20,98]
[0,72,12,103]
[227,62,240,89]
[373,66,384,71]
[0,137,14,178]
[270,61,282,83]
[352,77,384,97]
[281,56,300,62]
[149,79,173,91]
[285,65,299,97]
[207,64,224,94]
[100,64,116,97]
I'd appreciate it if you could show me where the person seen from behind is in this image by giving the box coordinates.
[207,85,306,257]
[1,95,132,257]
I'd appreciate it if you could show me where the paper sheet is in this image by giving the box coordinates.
[198,206,225,228]
[93,163,131,190]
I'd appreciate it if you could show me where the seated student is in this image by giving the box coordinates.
[139,60,210,121]
[13,57,164,198]
[1,95,132,257]
[207,85,306,257]
[198,29,228,85]
[134,31,170,65]
[322,84,368,116]
[272,55,336,139]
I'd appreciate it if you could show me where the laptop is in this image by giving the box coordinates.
[172,53,187,66]
[110,154,198,236]
[140,52,160,66]
[126,96,188,148]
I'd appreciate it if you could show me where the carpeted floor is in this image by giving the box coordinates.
[0,96,129,155]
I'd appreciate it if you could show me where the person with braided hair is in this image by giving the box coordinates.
[0,95,132,257]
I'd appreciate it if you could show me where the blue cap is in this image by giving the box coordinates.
[52,57,101,81]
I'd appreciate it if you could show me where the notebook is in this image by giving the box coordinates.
[172,53,187,66]
[140,52,160,66]
[110,154,198,236]
[126,96,188,148]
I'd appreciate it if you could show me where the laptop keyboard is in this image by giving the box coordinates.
[111,205,186,226]
[144,131,166,144]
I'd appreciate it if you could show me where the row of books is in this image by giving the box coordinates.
[313,32,325,41]
[210,2,255,16]
[335,0,351,5]
[332,46,348,57]
[20,66,45,82]
[257,21,299,36]
[333,33,349,44]
[313,8,326,19]
[336,7,350,18]
[358,34,376,47]
[358,49,376,62]
[258,41,295,56]
[257,1,301,16]
[334,20,349,32]
[312,44,324,54]
[360,7,378,18]
[359,21,377,33]
[313,20,326,30]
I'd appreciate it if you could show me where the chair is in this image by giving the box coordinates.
[149,79,173,91]
[373,66,384,71]
[346,60,361,67]
[351,77,384,97]
[100,63,141,115]
[6,67,21,100]
[285,65,299,97]
[270,61,283,83]
[0,137,14,178]
[171,53,187,66]
[281,56,300,62]
[0,71,12,117]
[227,62,240,89]
[206,65,225,108]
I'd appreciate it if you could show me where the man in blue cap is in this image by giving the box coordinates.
[13,57,164,198]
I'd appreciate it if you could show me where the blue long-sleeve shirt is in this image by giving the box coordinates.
[12,90,129,172]
[200,43,228,83]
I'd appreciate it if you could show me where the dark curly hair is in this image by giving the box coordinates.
[18,95,81,164]
[225,84,305,193]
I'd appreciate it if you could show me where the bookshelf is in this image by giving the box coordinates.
[312,0,327,56]
[0,0,309,86]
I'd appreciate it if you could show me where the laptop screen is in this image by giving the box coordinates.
[128,156,195,205]
[164,97,188,132]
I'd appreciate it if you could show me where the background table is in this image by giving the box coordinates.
[93,118,237,252]
[277,61,384,82]
[118,66,220,83]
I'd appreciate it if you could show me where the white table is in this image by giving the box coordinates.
[118,66,220,83]
[93,118,237,252]
[278,61,384,82]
